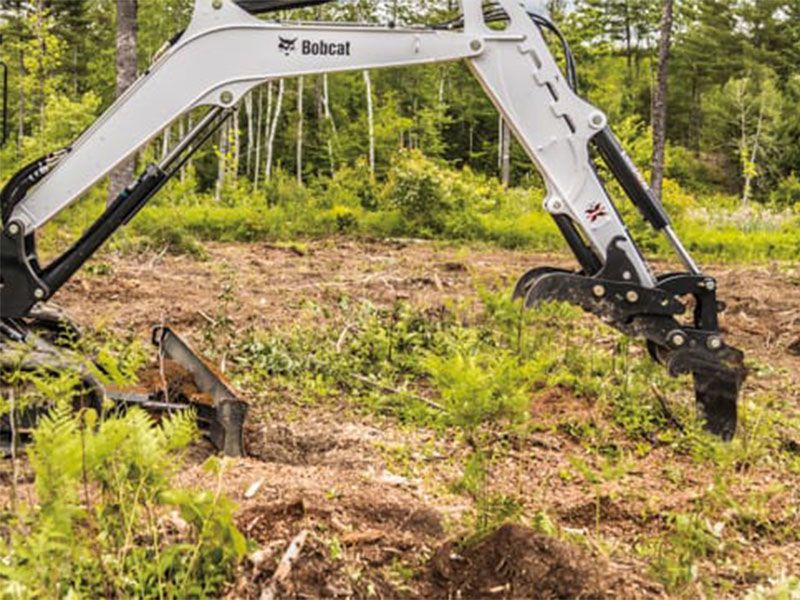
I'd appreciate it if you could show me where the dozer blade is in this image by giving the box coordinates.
[1,311,247,457]
[149,326,247,457]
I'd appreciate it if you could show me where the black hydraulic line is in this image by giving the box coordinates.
[592,127,670,230]
[234,0,331,14]
[552,214,602,275]
[431,8,578,93]
[1,150,69,224]
[160,107,229,174]
[527,13,578,92]
[42,165,169,291]
[43,108,230,293]
[1,159,42,223]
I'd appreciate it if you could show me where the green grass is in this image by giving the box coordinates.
[34,153,800,265]
[0,331,245,598]
[4,281,798,596]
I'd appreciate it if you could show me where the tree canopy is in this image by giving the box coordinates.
[0,0,798,205]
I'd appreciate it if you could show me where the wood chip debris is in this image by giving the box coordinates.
[244,478,265,499]
[259,529,310,600]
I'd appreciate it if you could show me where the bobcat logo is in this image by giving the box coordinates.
[278,37,298,56]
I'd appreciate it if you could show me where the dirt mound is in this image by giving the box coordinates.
[246,424,345,465]
[429,523,608,599]
[231,503,622,599]
[230,496,444,598]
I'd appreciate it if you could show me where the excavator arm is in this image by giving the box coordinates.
[0,0,745,438]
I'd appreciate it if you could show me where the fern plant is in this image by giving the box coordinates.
[0,398,246,598]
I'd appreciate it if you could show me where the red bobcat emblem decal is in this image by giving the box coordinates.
[586,202,608,223]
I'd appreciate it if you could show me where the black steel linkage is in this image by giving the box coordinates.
[592,127,702,275]
[552,214,602,275]
[43,107,230,293]
[592,127,670,231]
[0,107,230,320]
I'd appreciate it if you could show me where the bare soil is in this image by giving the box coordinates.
[32,240,800,596]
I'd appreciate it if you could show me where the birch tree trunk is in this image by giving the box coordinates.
[742,96,765,207]
[253,86,264,190]
[216,120,228,201]
[266,79,285,180]
[232,105,241,181]
[107,0,138,206]
[499,116,511,186]
[34,7,45,136]
[245,91,254,177]
[650,0,674,203]
[363,70,375,176]
[322,73,336,174]
[296,76,304,185]
[260,80,274,187]
[161,124,170,161]
[16,49,24,154]
[182,112,194,182]
[178,117,186,182]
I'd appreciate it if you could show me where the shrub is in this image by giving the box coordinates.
[424,349,531,434]
[666,147,728,193]
[319,159,379,210]
[382,150,453,235]
[770,173,800,209]
[264,168,313,208]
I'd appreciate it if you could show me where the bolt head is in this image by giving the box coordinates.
[622,271,632,281]
[220,91,234,105]
[669,331,686,347]
[590,113,605,128]
[592,285,605,298]
[470,39,482,52]
[705,278,716,291]
[7,223,20,236]
[212,0,223,9]
[626,290,639,303]
[706,336,723,351]
[34,288,45,299]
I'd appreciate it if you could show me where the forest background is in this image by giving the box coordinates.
[0,0,798,262]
